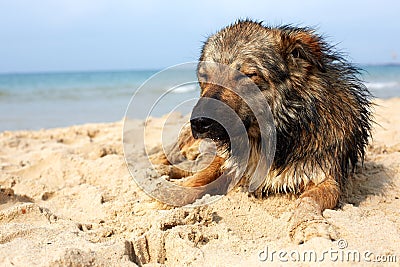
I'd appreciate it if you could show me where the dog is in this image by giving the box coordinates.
[151,20,372,243]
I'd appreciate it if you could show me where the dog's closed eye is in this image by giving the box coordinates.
[245,72,258,79]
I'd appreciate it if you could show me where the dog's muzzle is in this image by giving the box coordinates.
[190,117,229,141]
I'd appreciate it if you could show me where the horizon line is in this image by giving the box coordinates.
[0,62,399,76]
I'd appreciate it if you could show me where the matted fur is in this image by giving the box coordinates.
[195,20,371,193]
[152,19,372,242]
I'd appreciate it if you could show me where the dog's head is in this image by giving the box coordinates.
[190,20,327,145]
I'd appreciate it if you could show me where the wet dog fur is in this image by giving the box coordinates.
[151,20,372,243]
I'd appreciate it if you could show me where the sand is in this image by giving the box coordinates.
[0,98,399,266]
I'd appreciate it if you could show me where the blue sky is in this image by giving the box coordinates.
[0,0,399,73]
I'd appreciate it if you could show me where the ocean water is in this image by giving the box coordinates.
[0,64,399,132]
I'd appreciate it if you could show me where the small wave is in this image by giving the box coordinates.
[170,84,198,94]
[365,81,399,90]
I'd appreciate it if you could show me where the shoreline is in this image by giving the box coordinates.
[1,96,399,134]
[0,98,399,265]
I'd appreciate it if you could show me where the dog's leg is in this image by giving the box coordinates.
[149,133,209,180]
[148,150,170,165]
[179,156,225,187]
[151,145,225,203]
[289,177,340,244]
[149,147,198,179]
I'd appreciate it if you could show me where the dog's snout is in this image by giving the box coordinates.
[190,117,214,135]
[190,97,230,142]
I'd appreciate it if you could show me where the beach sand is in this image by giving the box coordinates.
[0,98,399,266]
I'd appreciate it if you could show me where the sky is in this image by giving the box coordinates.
[0,0,399,73]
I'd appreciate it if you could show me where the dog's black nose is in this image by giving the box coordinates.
[190,117,214,135]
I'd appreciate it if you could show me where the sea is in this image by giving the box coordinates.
[0,64,399,132]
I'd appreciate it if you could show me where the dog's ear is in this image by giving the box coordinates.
[284,29,326,72]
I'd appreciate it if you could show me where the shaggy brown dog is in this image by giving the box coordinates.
[151,20,372,243]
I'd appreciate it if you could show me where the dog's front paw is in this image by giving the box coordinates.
[152,164,172,178]
[289,216,338,244]
[288,197,338,244]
